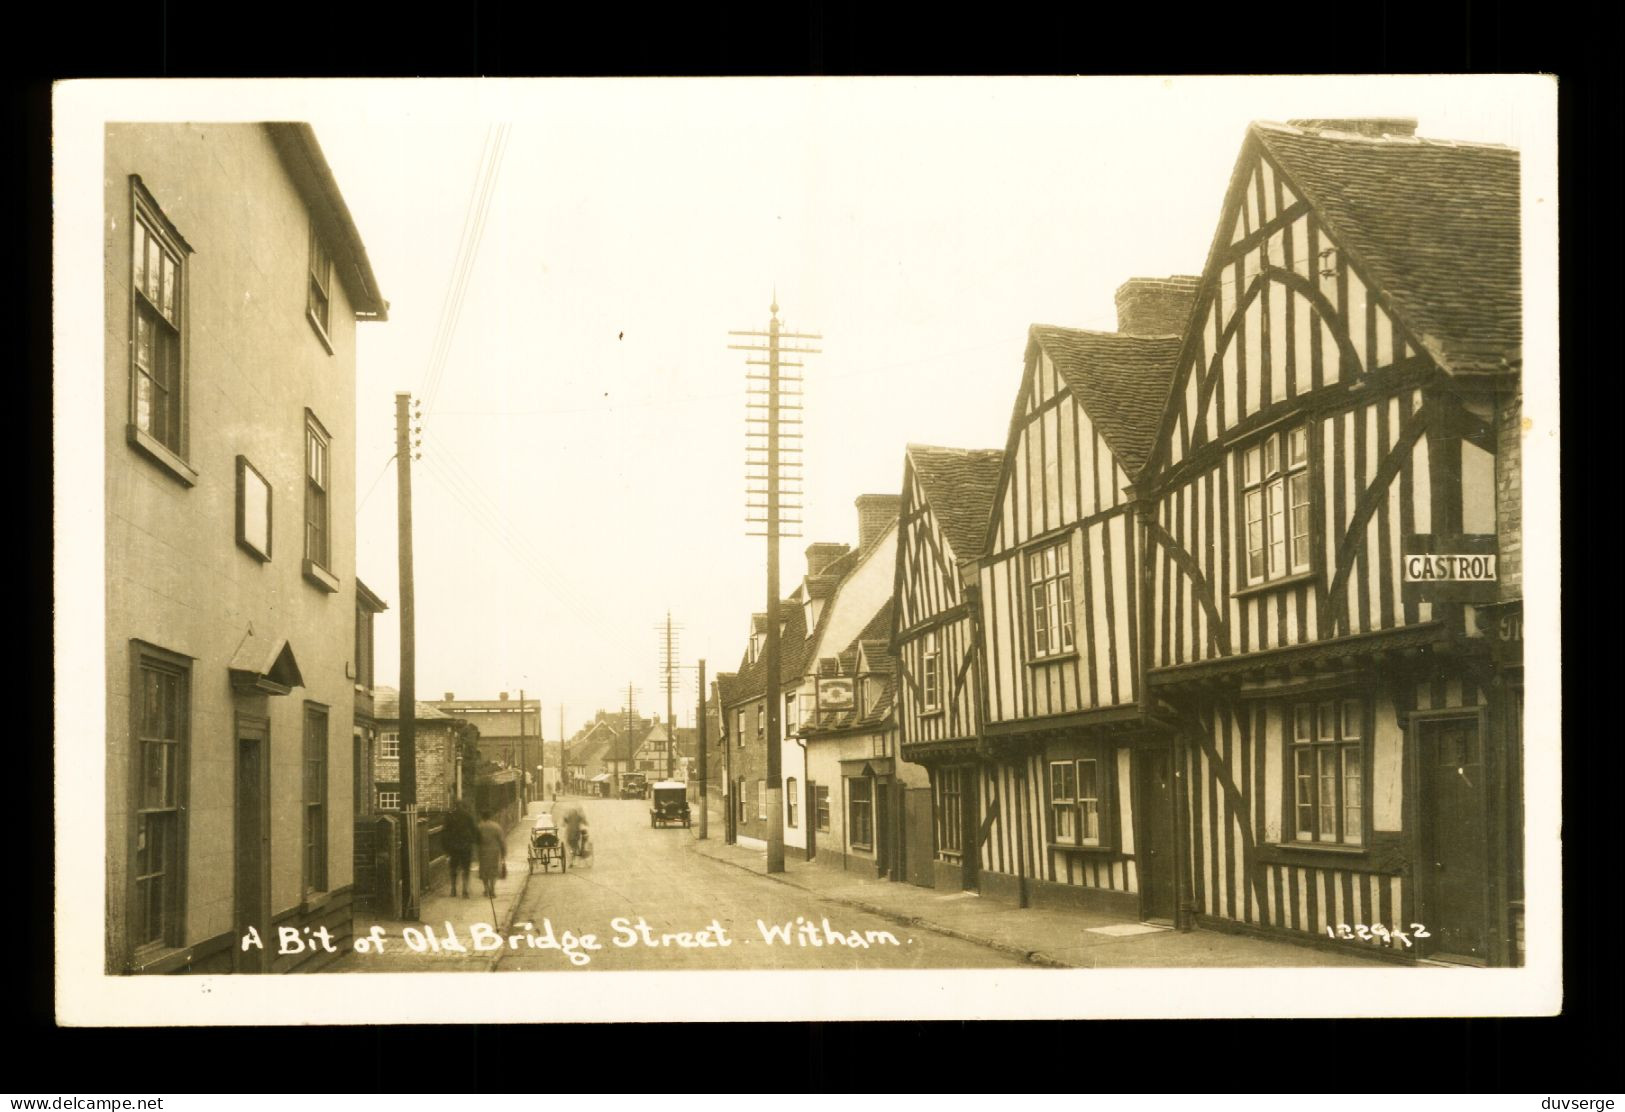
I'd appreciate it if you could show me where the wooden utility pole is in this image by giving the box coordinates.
[518,688,528,815]
[394,392,421,918]
[731,297,818,874]
[660,612,680,781]
[697,659,708,839]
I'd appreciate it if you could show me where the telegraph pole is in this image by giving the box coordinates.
[656,612,683,781]
[731,296,818,874]
[697,659,708,839]
[395,392,422,918]
[518,687,528,814]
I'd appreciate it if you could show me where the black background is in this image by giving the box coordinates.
[16,0,1621,1093]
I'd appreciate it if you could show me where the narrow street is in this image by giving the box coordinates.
[492,798,1023,971]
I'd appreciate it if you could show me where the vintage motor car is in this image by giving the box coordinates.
[619,772,649,799]
[648,781,692,828]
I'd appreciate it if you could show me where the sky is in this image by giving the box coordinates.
[93,76,1551,737]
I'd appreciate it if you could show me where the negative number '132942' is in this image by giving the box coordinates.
[1327,923,1430,947]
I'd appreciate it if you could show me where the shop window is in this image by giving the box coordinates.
[848,776,873,849]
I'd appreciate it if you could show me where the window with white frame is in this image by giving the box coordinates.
[380,732,400,760]
[848,776,873,849]
[1243,426,1311,583]
[305,414,332,572]
[1026,540,1075,658]
[786,777,798,827]
[1290,698,1364,846]
[377,789,400,811]
[307,221,333,343]
[785,691,796,735]
[1048,755,1104,846]
[736,777,748,823]
[735,709,745,747]
[814,785,830,832]
[757,779,766,820]
[756,703,765,741]
[129,180,189,461]
[922,630,942,711]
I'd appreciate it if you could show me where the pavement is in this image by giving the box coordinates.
[688,827,1385,969]
[331,803,544,973]
[329,795,1383,972]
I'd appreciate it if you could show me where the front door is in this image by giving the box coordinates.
[874,781,891,879]
[1136,747,1177,921]
[961,769,980,892]
[1417,715,1490,963]
[805,780,816,860]
[235,716,270,973]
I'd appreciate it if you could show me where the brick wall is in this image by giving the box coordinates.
[1114,276,1200,336]
[1497,391,1522,601]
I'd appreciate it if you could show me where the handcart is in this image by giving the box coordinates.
[528,811,566,874]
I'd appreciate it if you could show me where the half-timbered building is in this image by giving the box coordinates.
[891,444,1004,891]
[974,282,1194,918]
[1139,119,1523,965]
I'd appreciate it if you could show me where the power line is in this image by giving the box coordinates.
[419,124,513,417]
[356,452,397,516]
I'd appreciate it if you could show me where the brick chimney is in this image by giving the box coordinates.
[855,493,902,555]
[1287,118,1418,139]
[1114,276,1200,337]
[805,542,851,578]
[499,691,509,701]
[444,691,455,702]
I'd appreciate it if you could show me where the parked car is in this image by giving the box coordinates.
[619,773,649,799]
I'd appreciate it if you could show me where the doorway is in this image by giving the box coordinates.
[1417,714,1490,963]
[235,715,270,973]
[1136,747,1177,921]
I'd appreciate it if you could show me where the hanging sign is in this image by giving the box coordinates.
[818,677,855,709]
[1401,534,1498,603]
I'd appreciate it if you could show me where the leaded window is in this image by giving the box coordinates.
[1291,698,1364,846]
[1244,426,1311,583]
[1027,540,1075,658]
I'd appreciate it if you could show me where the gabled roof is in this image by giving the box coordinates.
[1028,326,1183,476]
[803,602,899,735]
[1253,121,1520,374]
[375,686,455,723]
[906,445,1005,563]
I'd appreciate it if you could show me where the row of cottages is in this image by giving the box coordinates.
[104,123,388,973]
[894,118,1524,967]
[715,495,902,860]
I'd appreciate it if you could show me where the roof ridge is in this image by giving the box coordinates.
[1252,118,1518,154]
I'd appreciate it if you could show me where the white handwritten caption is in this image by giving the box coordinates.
[240,915,902,967]
[1324,922,1431,948]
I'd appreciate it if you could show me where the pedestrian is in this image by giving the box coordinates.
[443,802,477,898]
[560,805,588,859]
[476,809,507,900]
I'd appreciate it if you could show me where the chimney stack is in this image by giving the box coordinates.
[444,692,455,702]
[1287,117,1418,139]
[805,542,851,578]
[500,691,509,701]
[855,493,902,555]
[1114,276,1200,337]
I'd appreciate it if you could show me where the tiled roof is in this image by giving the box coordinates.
[906,445,1005,562]
[727,593,814,702]
[1254,121,1521,373]
[374,686,455,723]
[802,602,898,735]
[1029,326,1183,476]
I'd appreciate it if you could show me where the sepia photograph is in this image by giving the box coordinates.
[52,74,1560,1023]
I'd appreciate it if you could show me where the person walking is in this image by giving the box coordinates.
[444,802,477,898]
[476,810,507,900]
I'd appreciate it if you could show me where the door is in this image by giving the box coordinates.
[1136,747,1177,921]
[1418,715,1490,962]
[961,769,980,891]
[874,781,891,878]
[235,716,270,974]
[805,780,816,860]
